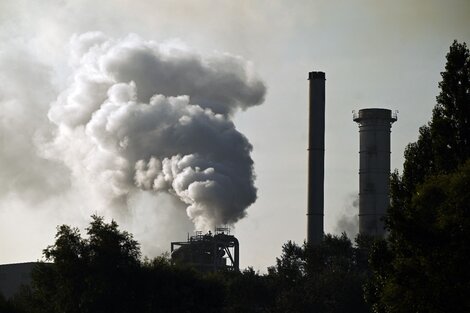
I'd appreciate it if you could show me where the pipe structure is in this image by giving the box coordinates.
[171,230,239,272]
[307,71,325,245]
[353,108,397,237]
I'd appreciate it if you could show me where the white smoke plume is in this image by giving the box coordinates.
[43,32,266,231]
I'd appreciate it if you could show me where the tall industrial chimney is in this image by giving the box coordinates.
[307,71,325,245]
[353,108,397,237]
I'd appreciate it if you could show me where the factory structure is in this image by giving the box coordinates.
[353,109,397,236]
[0,262,36,299]
[306,70,397,243]
[307,72,326,245]
[171,227,239,272]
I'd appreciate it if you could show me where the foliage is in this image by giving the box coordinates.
[8,221,372,313]
[367,40,470,313]
[0,291,23,313]
[32,216,140,313]
[221,267,276,313]
[268,235,371,313]
[305,234,371,313]
[368,162,470,313]
[398,40,470,198]
[10,216,225,313]
[138,258,225,313]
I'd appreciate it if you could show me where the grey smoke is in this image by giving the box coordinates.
[0,43,69,202]
[44,32,266,230]
[335,194,359,239]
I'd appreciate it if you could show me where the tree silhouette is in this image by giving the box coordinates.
[366,40,470,313]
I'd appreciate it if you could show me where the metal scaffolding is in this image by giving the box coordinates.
[171,228,239,272]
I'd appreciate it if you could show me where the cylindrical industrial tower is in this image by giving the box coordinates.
[353,108,397,237]
[307,71,325,245]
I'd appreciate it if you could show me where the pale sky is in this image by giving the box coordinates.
[0,0,469,271]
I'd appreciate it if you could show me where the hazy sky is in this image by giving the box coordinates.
[1,0,469,270]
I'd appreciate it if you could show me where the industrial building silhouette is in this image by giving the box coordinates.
[307,71,396,242]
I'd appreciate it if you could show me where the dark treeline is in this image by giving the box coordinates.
[1,216,371,313]
[2,40,469,313]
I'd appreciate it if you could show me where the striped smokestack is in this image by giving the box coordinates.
[307,71,325,245]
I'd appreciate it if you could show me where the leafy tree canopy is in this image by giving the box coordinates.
[367,40,470,313]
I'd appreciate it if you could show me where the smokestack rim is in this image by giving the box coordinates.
[308,71,325,80]
[353,108,397,123]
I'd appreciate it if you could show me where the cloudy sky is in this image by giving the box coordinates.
[1,0,469,270]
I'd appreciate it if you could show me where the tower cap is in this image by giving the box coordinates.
[308,71,325,80]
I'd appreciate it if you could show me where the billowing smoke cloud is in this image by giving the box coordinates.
[44,32,266,230]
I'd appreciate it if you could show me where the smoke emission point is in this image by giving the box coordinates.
[45,32,266,231]
[335,194,359,239]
